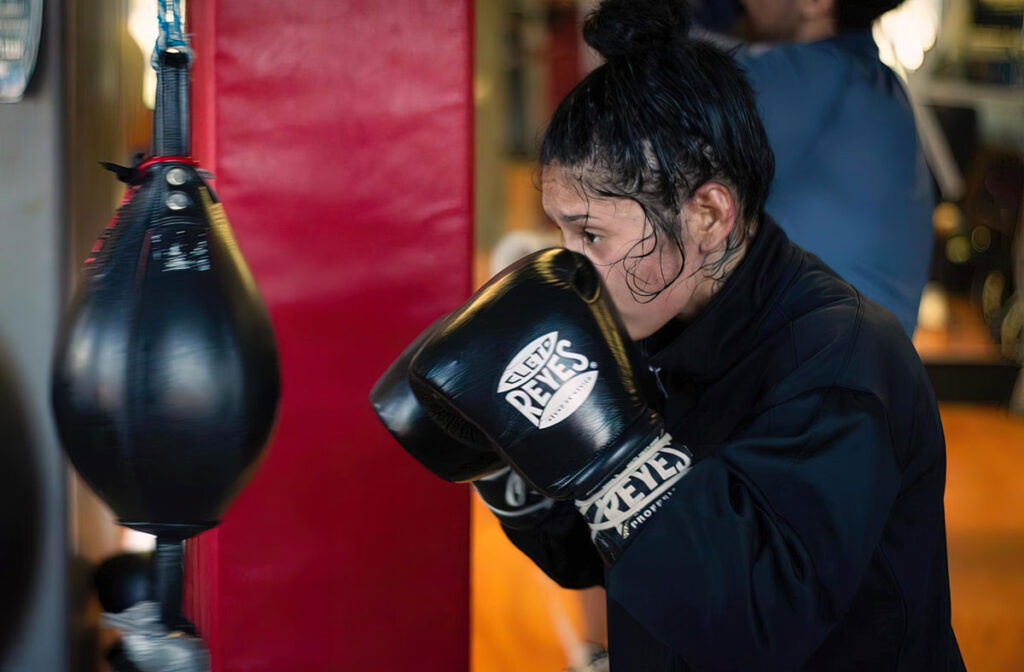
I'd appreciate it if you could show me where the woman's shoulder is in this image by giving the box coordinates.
[767,249,924,407]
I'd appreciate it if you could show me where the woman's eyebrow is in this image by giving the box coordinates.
[563,213,596,223]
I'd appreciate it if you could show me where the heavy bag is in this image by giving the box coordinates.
[51,49,280,540]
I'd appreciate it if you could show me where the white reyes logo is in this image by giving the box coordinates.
[577,433,692,539]
[497,331,598,429]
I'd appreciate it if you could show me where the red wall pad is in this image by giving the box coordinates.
[187,2,473,670]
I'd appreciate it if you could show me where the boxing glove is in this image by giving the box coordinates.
[408,248,691,563]
[370,319,554,528]
[473,466,554,530]
[371,318,503,482]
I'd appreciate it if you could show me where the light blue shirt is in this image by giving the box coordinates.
[734,31,935,335]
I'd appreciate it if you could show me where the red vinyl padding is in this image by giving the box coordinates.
[186,2,473,669]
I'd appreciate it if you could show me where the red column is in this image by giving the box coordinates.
[186,2,473,670]
[547,3,581,118]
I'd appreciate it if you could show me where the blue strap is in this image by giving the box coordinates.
[151,0,193,69]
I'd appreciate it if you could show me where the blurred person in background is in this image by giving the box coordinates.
[691,0,935,336]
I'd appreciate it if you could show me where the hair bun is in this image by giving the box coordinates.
[583,0,691,62]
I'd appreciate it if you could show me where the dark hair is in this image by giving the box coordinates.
[539,0,774,300]
[836,0,904,30]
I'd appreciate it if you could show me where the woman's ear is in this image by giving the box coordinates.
[683,182,738,254]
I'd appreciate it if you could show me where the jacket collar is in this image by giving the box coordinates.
[637,215,800,384]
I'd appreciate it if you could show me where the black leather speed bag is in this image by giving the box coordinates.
[51,52,280,538]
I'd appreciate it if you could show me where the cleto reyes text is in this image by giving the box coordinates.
[578,435,692,537]
[497,331,598,429]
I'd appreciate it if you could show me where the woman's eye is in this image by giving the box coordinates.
[583,230,599,244]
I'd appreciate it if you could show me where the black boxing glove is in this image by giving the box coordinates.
[371,318,503,482]
[370,320,554,528]
[473,466,554,530]
[408,249,692,564]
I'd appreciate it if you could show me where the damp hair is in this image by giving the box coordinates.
[539,0,774,301]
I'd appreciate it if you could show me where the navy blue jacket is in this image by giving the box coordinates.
[738,31,934,337]
[691,2,935,335]
[503,218,964,671]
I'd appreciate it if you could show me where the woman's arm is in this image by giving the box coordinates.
[500,500,605,590]
[606,387,901,669]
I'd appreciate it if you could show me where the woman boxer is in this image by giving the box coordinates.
[375,0,964,668]
[478,0,964,669]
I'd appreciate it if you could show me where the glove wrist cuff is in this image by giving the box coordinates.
[574,432,692,564]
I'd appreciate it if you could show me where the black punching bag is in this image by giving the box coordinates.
[51,43,280,630]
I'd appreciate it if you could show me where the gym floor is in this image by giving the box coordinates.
[471,403,1024,672]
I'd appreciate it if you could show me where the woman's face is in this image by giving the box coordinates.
[541,166,724,340]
